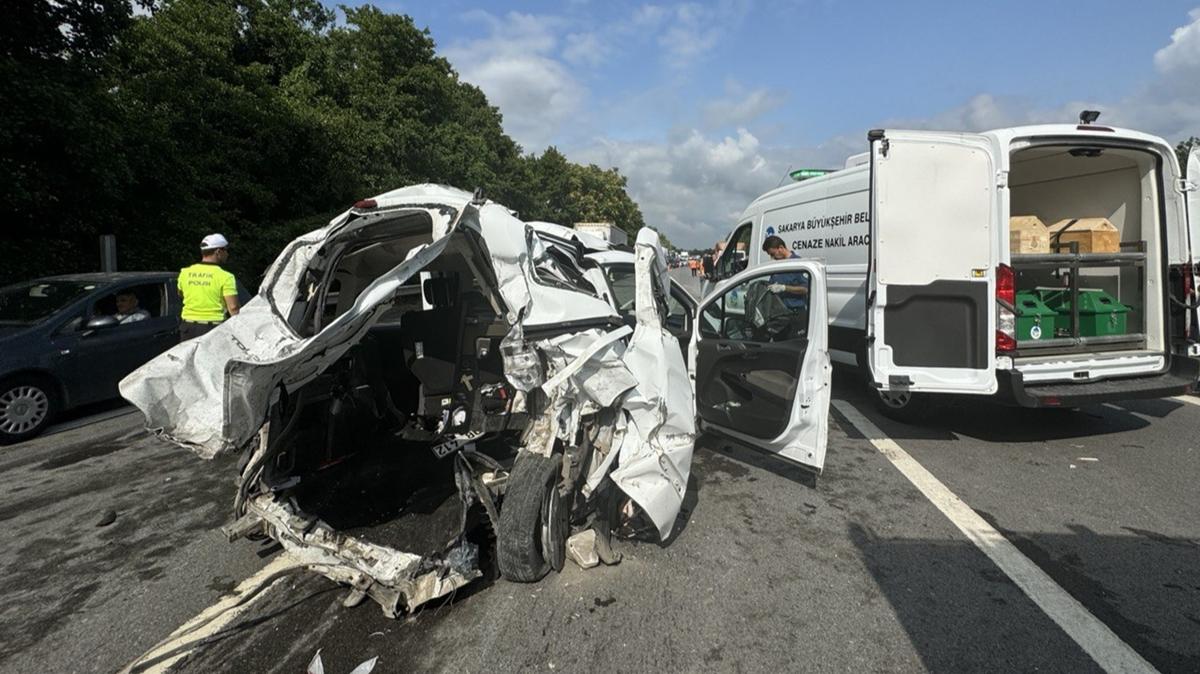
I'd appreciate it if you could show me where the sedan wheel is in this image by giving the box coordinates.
[0,379,57,444]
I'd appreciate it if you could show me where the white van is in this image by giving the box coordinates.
[709,121,1200,419]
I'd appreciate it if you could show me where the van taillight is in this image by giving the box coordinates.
[997,263,1015,305]
[996,263,1017,353]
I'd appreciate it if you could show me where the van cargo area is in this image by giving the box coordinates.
[1006,143,1166,376]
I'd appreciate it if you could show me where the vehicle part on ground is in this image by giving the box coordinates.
[121,185,696,614]
[0,375,58,444]
[308,650,377,674]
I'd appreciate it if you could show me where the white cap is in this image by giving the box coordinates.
[200,233,229,250]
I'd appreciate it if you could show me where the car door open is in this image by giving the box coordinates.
[693,261,832,472]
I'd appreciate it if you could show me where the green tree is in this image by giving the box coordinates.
[0,1,648,286]
[516,147,646,238]
[111,0,347,282]
[1178,137,1198,178]
[0,0,134,282]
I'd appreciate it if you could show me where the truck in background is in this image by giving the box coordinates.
[707,117,1200,420]
[574,221,629,246]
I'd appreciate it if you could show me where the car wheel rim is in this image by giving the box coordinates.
[878,390,910,409]
[0,385,50,435]
[541,480,562,560]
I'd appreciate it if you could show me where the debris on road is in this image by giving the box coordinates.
[308,649,378,674]
[95,509,117,527]
[121,185,695,616]
[566,530,600,569]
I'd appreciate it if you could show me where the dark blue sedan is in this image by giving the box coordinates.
[0,272,180,444]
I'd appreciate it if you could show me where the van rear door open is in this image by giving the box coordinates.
[868,131,998,394]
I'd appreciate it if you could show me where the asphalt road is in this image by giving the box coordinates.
[0,267,1195,673]
[0,411,270,674]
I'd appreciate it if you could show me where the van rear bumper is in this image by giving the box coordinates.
[997,355,1200,408]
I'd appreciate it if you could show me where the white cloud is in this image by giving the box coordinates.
[659,4,723,68]
[576,128,813,247]
[702,85,786,128]
[632,4,669,27]
[443,12,586,151]
[563,32,608,67]
[623,2,748,69]
[1154,8,1200,75]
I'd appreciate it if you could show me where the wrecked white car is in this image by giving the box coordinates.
[121,186,697,614]
[121,184,833,617]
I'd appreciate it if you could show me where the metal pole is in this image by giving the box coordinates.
[1070,241,1080,339]
[100,234,118,272]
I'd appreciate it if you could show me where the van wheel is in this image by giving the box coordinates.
[871,388,931,424]
[497,452,567,582]
[0,375,60,445]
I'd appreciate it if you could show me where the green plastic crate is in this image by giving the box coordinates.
[1015,291,1057,341]
[1034,288,1130,337]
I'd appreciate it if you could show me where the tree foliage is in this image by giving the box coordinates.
[1178,137,1198,178]
[0,0,647,286]
[513,147,646,239]
[0,0,134,281]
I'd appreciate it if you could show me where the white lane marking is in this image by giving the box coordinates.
[831,400,1158,674]
[121,553,299,674]
[1170,395,1200,408]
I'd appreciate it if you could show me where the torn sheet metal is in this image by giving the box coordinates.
[247,495,478,616]
[121,216,458,457]
[120,184,698,616]
[601,230,696,539]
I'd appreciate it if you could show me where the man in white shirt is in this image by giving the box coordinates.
[113,290,150,324]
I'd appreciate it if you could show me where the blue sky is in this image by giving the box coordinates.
[336,1,1200,247]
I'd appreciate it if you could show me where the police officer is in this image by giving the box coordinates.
[178,234,240,341]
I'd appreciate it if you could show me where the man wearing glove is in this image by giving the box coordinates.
[762,235,809,311]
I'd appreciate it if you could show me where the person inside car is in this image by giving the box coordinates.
[113,290,150,324]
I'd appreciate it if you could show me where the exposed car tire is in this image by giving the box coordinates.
[871,387,932,424]
[0,375,60,445]
[497,452,566,583]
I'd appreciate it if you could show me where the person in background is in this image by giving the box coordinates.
[178,233,239,341]
[762,235,808,310]
[112,290,150,324]
[701,252,714,279]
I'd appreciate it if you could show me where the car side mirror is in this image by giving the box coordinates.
[85,315,119,332]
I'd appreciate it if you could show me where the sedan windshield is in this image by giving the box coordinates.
[0,281,96,324]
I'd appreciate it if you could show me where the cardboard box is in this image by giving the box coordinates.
[1047,217,1120,254]
[1010,215,1049,254]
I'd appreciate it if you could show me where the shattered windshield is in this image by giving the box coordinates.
[0,280,95,325]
